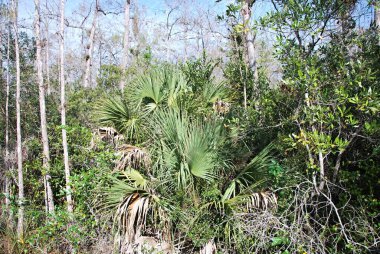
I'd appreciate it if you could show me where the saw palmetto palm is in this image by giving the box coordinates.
[97,96,143,142]
[149,109,227,190]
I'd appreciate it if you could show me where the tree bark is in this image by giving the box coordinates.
[83,0,99,88]
[317,150,325,192]
[5,12,12,228]
[44,1,51,95]
[0,12,2,72]
[0,0,5,219]
[11,0,24,240]
[0,0,3,190]
[241,0,258,95]
[241,0,257,77]
[60,0,73,214]
[34,0,55,214]
[376,2,380,26]
[375,1,380,45]
[119,0,131,91]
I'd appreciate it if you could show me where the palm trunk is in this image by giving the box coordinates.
[83,0,99,88]
[11,0,24,240]
[119,0,131,91]
[34,0,55,214]
[60,0,73,214]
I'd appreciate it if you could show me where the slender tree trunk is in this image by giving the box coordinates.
[44,2,51,95]
[5,7,12,227]
[60,0,73,214]
[375,1,380,45]
[0,0,4,218]
[376,2,380,27]
[0,14,2,72]
[34,0,55,214]
[11,0,24,240]
[241,0,258,96]
[83,0,99,88]
[119,0,131,91]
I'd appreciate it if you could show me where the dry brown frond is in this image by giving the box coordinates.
[213,99,230,115]
[115,144,150,171]
[199,239,217,254]
[116,194,150,252]
[90,127,125,149]
[247,191,278,211]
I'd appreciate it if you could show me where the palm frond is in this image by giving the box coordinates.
[199,239,217,254]
[122,169,148,189]
[137,70,164,111]
[130,66,188,113]
[103,175,150,245]
[213,99,231,115]
[222,144,273,201]
[185,127,217,181]
[150,110,226,189]
[225,190,277,211]
[203,81,229,104]
[102,173,172,250]
[90,126,123,149]
[115,144,150,171]
[97,97,131,131]
[96,97,142,141]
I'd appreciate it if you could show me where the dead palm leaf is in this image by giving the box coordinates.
[90,127,126,150]
[226,190,278,211]
[115,144,150,171]
[103,173,172,252]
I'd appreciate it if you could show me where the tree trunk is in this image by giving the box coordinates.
[376,2,380,27]
[0,13,2,72]
[119,0,131,91]
[11,0,24,241]
[60,0,73,214]
[241,0,258,96]
[375,1,380,45]
[83,0,99,88]
[44,2,51,95]
[5,13,12,228]
[0,0,4,219]
[34,0,55,214]
[0,0,2,185]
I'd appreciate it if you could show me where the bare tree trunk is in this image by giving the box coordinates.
[60,0,73,214]
[5,15,12,228]
[0,0,4,219]
[376,2,380,27]
[83,0,99,88]
[44,1,51,95]
[0,14,2,72]
[375,1,380,45]
[45,33,51,94]
[11,0,24,240]
[2,15,14,241]
[119,0,131,91]
[241,0,258,96]
[34,0,55,214]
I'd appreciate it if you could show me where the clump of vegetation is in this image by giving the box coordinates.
[0,0,379,253]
